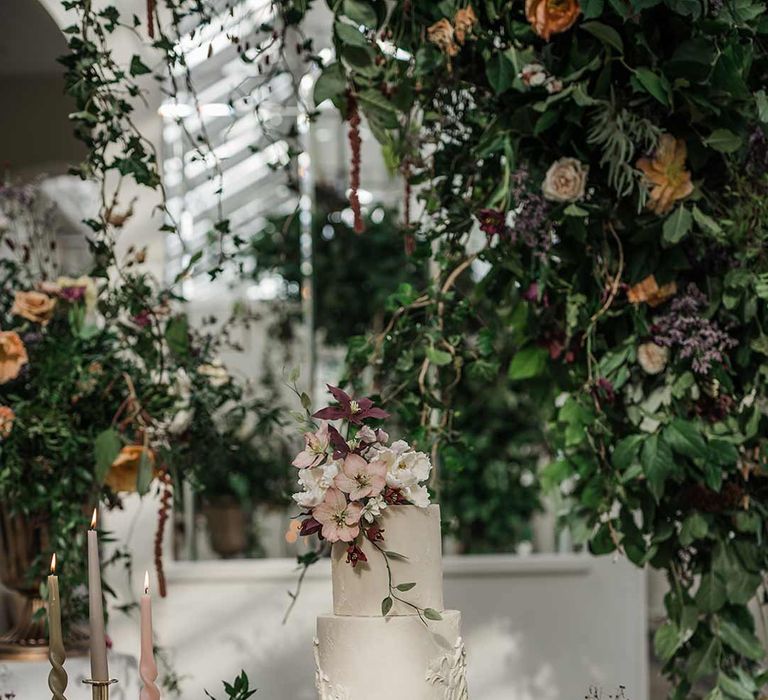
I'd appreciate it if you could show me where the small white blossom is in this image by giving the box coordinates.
[198,359,230,387]
[545,78,563,94]
[520,62,548,87]
[361,495,387,523]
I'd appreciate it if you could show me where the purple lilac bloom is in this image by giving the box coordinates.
[509,167,551,260]
[652,284,737,374]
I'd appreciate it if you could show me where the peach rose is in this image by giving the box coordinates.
[106,445,156,493]
[427,18,460,57]
[0,406,14,439]
[454,6,478,44]
[0,332,28,384]
[627,275,677,308]
[637,134,694,215]
[11,291,56,324]
[526,0,581,41]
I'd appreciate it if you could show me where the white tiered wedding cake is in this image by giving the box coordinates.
[314,504,468,699]
[288,385,468,700]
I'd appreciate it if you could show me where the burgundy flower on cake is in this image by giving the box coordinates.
[345,543,368,568]
[313,384,390,425]
[335,454,387,500]
[313,488,363,542]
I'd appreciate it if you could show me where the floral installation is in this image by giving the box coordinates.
[287,0,768,693]
[288,384,440,623]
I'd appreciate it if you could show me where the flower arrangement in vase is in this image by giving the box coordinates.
[290,384,441,621]
[0,181,260,653]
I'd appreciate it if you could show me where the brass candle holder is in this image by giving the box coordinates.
[82,678,118,700]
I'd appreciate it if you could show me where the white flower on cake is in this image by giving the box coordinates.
[292,460,340,508]
[361,495,387,523]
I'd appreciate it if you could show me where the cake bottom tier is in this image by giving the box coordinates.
[315,610,468,700]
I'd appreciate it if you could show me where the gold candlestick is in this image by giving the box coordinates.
[83,678,118,700]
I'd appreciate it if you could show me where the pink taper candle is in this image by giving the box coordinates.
[140,571,160,700]
[87,508,110,681]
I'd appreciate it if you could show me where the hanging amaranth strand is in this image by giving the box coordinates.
[347,92,364,234]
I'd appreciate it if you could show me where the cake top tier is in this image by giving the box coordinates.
[331,504,445,617]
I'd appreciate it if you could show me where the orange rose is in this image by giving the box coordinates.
[427,18,460,57]
[0,406,14,439]
[636,134,694,215]
[11,291,56,324]
[454,6,478,44]
[105,445,157,493]
[627,275,677,308]
[0,332,28,384]
[525,0,581,41]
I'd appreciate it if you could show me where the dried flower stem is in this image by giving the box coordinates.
[154,471,172,598]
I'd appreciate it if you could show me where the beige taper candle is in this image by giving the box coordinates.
[87,508,109,681]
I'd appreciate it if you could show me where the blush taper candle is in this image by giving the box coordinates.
[140,571,160,700]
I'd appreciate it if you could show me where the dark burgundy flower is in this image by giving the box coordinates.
[59,286,86,302]
[313,384,390,425]
[366,524,385,542]
[327,424,351,459]
[477,209,508,239]
[131,309,152,328]
[299,516,323,537]
[594,378,615,403]
[346,544,368,568]
[523,282,539,302]
[383,487,408,505]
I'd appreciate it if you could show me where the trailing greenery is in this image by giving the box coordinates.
[284,0,768,696]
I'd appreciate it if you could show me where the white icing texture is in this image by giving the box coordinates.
[426,637,469,700]
[314,637,350,700]
[315,611,465,699]
[331,504,444,616]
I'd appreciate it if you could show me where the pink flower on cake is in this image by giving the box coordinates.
[313,384,390,425]
[313,488,363,543]
[292,421,330,469]
[335,454,387,501]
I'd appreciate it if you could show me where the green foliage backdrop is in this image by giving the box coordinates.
[281,0,768,696]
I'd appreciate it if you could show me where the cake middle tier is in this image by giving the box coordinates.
[331,504,444,616]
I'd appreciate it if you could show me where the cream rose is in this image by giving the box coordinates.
[11,291,56,324]
[0,331,29,384]
[542,158,589,202]
[637,342,669,375]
